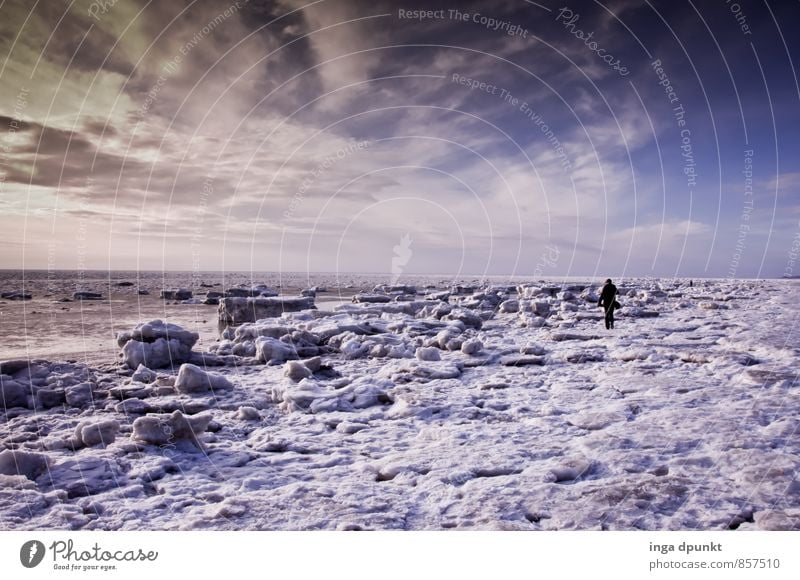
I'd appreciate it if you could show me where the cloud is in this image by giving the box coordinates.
[0,0,797,275]
[764,172,800,197]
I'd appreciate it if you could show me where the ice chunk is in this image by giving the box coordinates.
[499,355,545,366]
[255,337,299,364]
[73,291,102,300]
[461,338,483,355]
[131,364,157,383]
[218,296,315,324]
[416,347,441,361]
[623,307,660,318]
[754,510,800,531]
[566,410,626,430]
[131,410,213,446]
[352,293,391,303]
[115,399,151,414]
[174,363,234,394]
[519,313,547,327]
[36,388,66,408]
[64,382,94,408]
[520,344,545,355]
[42,457,119,498]
[378,360,463,382]
[1,291,32,300]
[74,419,119,447]
[108,383,153,400]
[499,299,519,313]
[546,457,595,483]
[278,377,393,413]
[340,338,370,359]
[160,288,192,300]
[442,308,483,329]
[284,360,313,382]
[0,449,49,480]
[237,406,260,420]
[0,377,30,409]
[564,350,605,363]
[117,320,199,369]
[550,332,600,342]
[117,319,198,349]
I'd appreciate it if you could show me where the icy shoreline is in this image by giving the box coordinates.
[1,278,798,530]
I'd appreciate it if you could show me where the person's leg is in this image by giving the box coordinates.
[604,305,611,329]
[609,307,614,329]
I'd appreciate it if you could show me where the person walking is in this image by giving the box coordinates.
[598,278,618,330]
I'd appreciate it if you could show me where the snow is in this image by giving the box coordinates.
[0,278,798,530]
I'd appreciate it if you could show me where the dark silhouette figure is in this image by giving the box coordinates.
[598,278,618,330]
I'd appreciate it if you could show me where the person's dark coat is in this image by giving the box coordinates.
[598,282,618,309]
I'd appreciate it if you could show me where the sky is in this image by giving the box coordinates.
[0,0,798,278]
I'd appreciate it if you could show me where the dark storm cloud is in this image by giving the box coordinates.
[2,118,136,188]
[0,115,30,131]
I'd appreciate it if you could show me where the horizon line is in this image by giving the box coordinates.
[0,267,793,280]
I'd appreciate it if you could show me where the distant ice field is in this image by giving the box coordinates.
[1,276,798,530]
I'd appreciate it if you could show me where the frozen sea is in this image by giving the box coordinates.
[1,274,798,530]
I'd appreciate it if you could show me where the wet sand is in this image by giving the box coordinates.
[0,270,565,367]
[0,287,355,367]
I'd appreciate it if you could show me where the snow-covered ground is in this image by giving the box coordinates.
[1,278,798,530]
